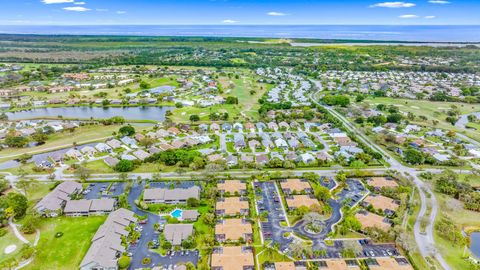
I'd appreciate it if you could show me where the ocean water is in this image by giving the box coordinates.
[0,25,478,42]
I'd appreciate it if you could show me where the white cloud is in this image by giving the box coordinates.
[63,6,90,11]
[425,15,436,19]
[267,12,287,16]
[222,19,238,23]
[42,0,74,4]
[371,2,416,8]
[399,14,419,18]
[116,11,127,14]
[429,0,450,4]
[74,1,86,5]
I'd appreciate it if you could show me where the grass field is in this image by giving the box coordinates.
[0,228,25,265]
[170,72,269,123]
[433,192,480,270]
[363,97,480,141]
[25,216,106,270]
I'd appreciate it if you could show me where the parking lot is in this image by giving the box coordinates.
[82,182,127,199]
[337,179,368,207]
[149,180,196,189]
[319,176,336,190]
[255,181,293,250]
[127,180,199,269]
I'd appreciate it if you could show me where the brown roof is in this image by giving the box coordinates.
[217,180,246,194]
[364,195,399,212]
[324,260,361,270]
[368,258,413,270]
[280,179,311,192]
[274,262,296,270]
[286,195,319,209]
[211,246,254,270]
[367,177,399,189]
[355,211,391,231]
[215,219,252,241]
[216,197,249,216]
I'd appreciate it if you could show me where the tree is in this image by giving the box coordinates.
[31,131,48,144]
[118,256,131,269]
[115,160,135,172]
[139,80,150,89]
[16,178,38,196]
[187,197,200,207]
[119,125,135,136]
[189,115,200,122]
[6,193,28,219]
[403,148,425,165]
[74,165,91,181]
[343,241,362,257]
[139,137,155,147]
[314,186,331,203]
[225,96,239,104]
[5,135,29,148]
[322,95,350,107]
[335,171,347,183]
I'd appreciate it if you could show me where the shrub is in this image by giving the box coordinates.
[142,257,151,265]
[118,256,131,269]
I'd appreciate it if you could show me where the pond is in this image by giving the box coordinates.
[5,106,174,121]
[471,232,480,258]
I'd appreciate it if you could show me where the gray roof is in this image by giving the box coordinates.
[90,198,116,212]
[144,186,200,202]
[35,182,82,212]
[80,209,137,269]
[182,210,199,220]
[164,224,194,246]
[64,199,91,213]
[64,198,115,214]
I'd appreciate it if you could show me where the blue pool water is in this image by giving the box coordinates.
[171,209,183,219]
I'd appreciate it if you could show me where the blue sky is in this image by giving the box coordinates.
[0,0,478,25]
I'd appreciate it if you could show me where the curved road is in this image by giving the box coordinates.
[309,91,451,270]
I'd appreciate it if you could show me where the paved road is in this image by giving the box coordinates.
[310,91,452,270]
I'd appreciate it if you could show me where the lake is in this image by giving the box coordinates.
[6,106,174,121]
[471,232,480,259]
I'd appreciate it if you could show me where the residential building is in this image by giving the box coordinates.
[215,219,252,242]
[143,186,201,204]
[35,182,83,217]
[216,197,249,217]
[164,224,194,246]
[211,246,254,270]
[217,180,247,195]
[80,209,137,270]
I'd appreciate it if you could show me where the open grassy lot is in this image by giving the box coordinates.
[363,97,480,141]
[433,192,480,270]
[170,72,269,123]
[0,228,26,265]
[0,124,146,163]
[25,216,106,270]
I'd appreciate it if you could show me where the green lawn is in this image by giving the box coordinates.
[363,97,480,142]
[84,159,114,173]
[0,125,128,163]
[433,192,480,270]
[0,228,25,264]
[25,216,106,270]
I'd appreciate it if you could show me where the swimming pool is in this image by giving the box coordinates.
[171,209,183,219]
